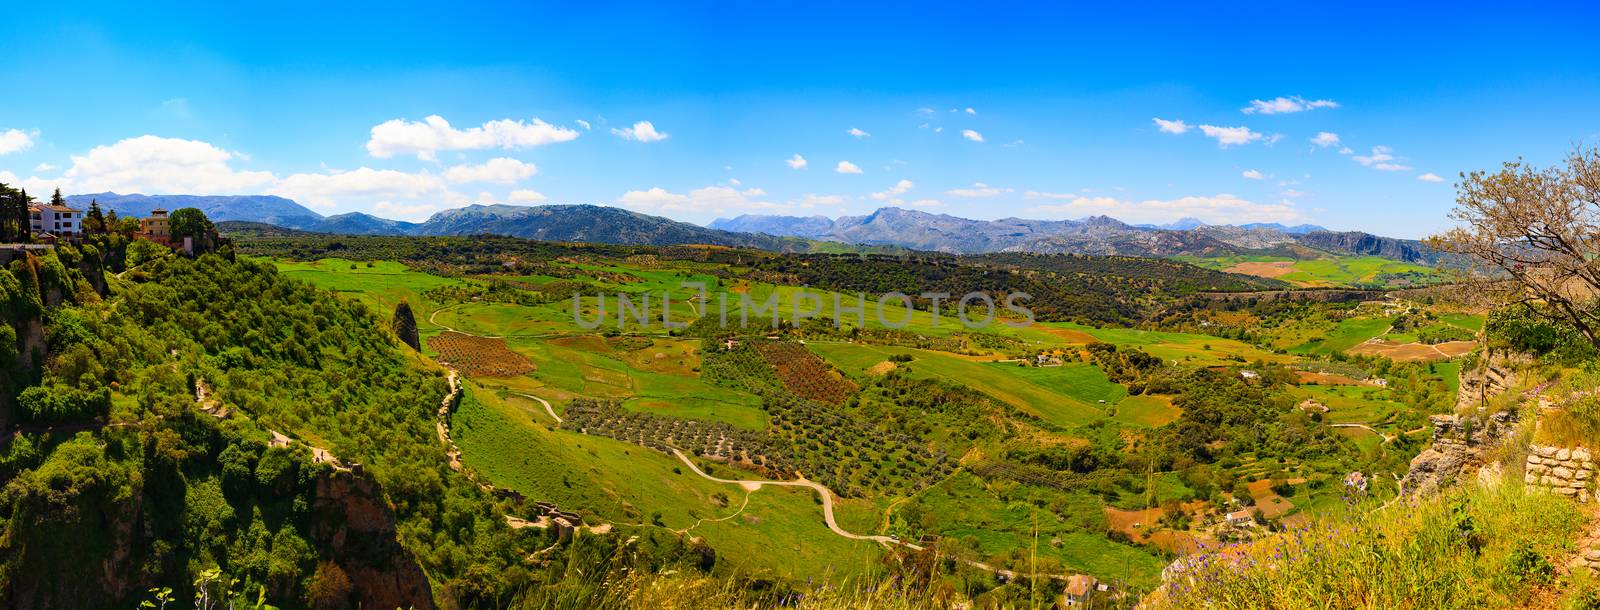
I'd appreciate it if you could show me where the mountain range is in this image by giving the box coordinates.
[68,192,1445,263]
[707,208,1445,262]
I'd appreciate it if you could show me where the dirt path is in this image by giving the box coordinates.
[669,448,1075,582]
[1330,422,1397,444]
[512,392,561,423]
[670,448,896,544]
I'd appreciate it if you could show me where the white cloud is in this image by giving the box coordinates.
[270,167,453,210]
[786,154,808,169]
[871,179,914,200]
[0,171,59,195]
[965,107,976,115]
[32,162,55,172]
[945,182,1013,198]
[616,185,783,216]
[1152,118,1190,134]
[575,119,592,130]
[508,189,548,203]
[367,115,579,160]
[63,135,276,194]
[0,129,37,155]
[617,187,690,210]
[1352,146,1413,171]
[1310,132,1341,148]
[1198,125,1265,147]
[791,193,845,208]
[847,127,871,138]
[1242,169,1265,180]
[1418,172,1446,183]
[444,157,537,184]
[611,120,670,142]
[961,129,985,143]
[1241,96,1340,115]
[1338,146,1353,155]
[1025,192,1300,224]
[373,200,447,219]
[1280,188,1307,198]
[907,198,942,208]
[835,160,863,174]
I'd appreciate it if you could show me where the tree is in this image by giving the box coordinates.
[48,188,65,208]
[168,207,214,241]
[392,301,420,350]
[1428,148,1600,347]
[85,200,106,235]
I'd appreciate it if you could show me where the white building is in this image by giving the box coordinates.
[28,204,81,237]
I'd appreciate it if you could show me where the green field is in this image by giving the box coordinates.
[499,336,771,430]
[452,385,879,580]
[807,342,1108,427]
[1289,316,1393,355]
[1180,254,1440,287]
[1051,322,1292,365]
[270,258,465,340]
[904,473,1167,590]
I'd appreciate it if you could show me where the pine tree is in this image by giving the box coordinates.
[392,301,421,351]
[86,200,106,235]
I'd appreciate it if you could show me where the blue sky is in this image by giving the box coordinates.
[1,2,1597,237]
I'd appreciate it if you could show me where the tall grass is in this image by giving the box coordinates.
[1142,481,1583,610]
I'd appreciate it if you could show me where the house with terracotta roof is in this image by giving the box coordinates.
[1057,574,1099,607]
[28,203,81,237]
[138,208,175,247]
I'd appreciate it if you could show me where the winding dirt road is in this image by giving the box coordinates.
[1329,422,1397,444]
[670,448,897,544]
[669,448,1074,582]
[513,392,562,423]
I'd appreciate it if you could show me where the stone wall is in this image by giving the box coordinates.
[1525,445,1594,502]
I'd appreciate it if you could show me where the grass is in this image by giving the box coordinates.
[268,257,465,342]
[1440,312,1486,332]
[901,472,1168,591]
[1142,482,1584,610]
[451,384,878,581]
[1180,254,1441,288]
[1114,395,1182,428]
[1289,316,1393,356]
[500,336,770,430]
[807,342,1107,427]
[1046,322,1292,365]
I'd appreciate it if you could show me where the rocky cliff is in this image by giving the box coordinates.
[310,466,437,610]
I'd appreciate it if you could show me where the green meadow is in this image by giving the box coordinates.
[807,342,1108,427]
[451,385,879,581]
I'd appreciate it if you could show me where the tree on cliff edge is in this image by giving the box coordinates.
[1428,147,1600,348]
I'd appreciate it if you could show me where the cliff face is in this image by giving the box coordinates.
[1401,350,1529,497]
[311,467,437,610]
[1296,231,1443,264]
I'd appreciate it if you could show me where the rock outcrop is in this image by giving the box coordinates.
[1401,411,1518,497]
[1455,349,1528,410]
[310,466,437,610]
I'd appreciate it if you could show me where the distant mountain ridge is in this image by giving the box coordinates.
[708,208,1435,261]
[74,192,1441,263]
[67,192,325,230]
[79,193,808,250]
